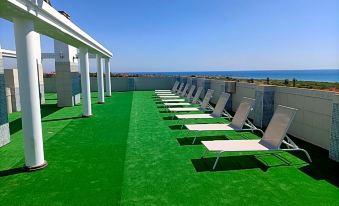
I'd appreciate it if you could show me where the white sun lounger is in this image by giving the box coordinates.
[155,81,179,93]
[158,83,187,98]
[160,95,181,99]
[168,89,214,112]
[156,83,181,95]
[200,105,312,170]
[164,103,192,106]
[158,93,177,96]
[159,83,190,97]
[162,99,186,102]
[175,92,232,125]
[161,86,203,103]
[163,86,197,107]
[184,97,256,143]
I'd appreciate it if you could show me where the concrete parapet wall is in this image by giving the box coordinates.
[232,82,256,119]
[210,79,225,104]
[134,77,175,90]
[274,86,334,150]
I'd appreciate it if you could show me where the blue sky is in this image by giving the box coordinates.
[1,0,338,72]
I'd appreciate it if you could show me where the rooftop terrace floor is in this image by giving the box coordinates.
[0,91,338,205]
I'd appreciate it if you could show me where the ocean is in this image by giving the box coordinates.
[130,69,339,83]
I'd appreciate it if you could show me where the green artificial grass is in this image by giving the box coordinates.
[120,91,339,205]
[0,92,133,205]
[0,91,338,205]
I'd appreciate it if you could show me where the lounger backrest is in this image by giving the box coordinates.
[200,89,214,110]
[186,85,196,101]
[180,84,189,96]
[171,81,179,92]
[211,92,230,117]
[259,105,297,149]
[230,97,255,129]
[192,87,203,104]
[176,83,184,94]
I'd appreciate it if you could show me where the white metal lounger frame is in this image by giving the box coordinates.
[201,105,312,170]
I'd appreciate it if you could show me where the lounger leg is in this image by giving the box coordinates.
[180,119,185,129]
[201,149,208,158]
[212,152,222,170]
[192,130,199,144]
[300,149,312,163]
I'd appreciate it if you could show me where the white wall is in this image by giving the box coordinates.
[275,87,334,149]
[210,80,225,104]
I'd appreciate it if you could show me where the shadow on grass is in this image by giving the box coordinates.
[45,97,57,101]
[163,116,177,120]
[42,116,84,123]
[192,155,269,172]
[9,103,61,135]
[289,138,339,187]
[177,135,228,145]
[159,111,172,114]
[0,167,26,177]
[169,125,186,130]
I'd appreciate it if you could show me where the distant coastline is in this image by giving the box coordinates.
[128,69,339,83]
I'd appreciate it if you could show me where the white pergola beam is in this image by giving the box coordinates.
[1,0,112,58]
[1,50,104,60]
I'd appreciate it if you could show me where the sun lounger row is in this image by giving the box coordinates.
[153,81,312,170]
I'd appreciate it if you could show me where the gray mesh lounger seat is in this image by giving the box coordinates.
[200,105,312,170]
[183,97,256,143]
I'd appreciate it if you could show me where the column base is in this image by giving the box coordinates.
[105,95,112,97]
[82,114,92,118]
[97,101,105,104]
[23,160,48,172]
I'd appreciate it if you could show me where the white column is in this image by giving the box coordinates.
[97,55,104,103]
[79,47,92,116]
[105,58,111,97]
[14,18,47,170]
